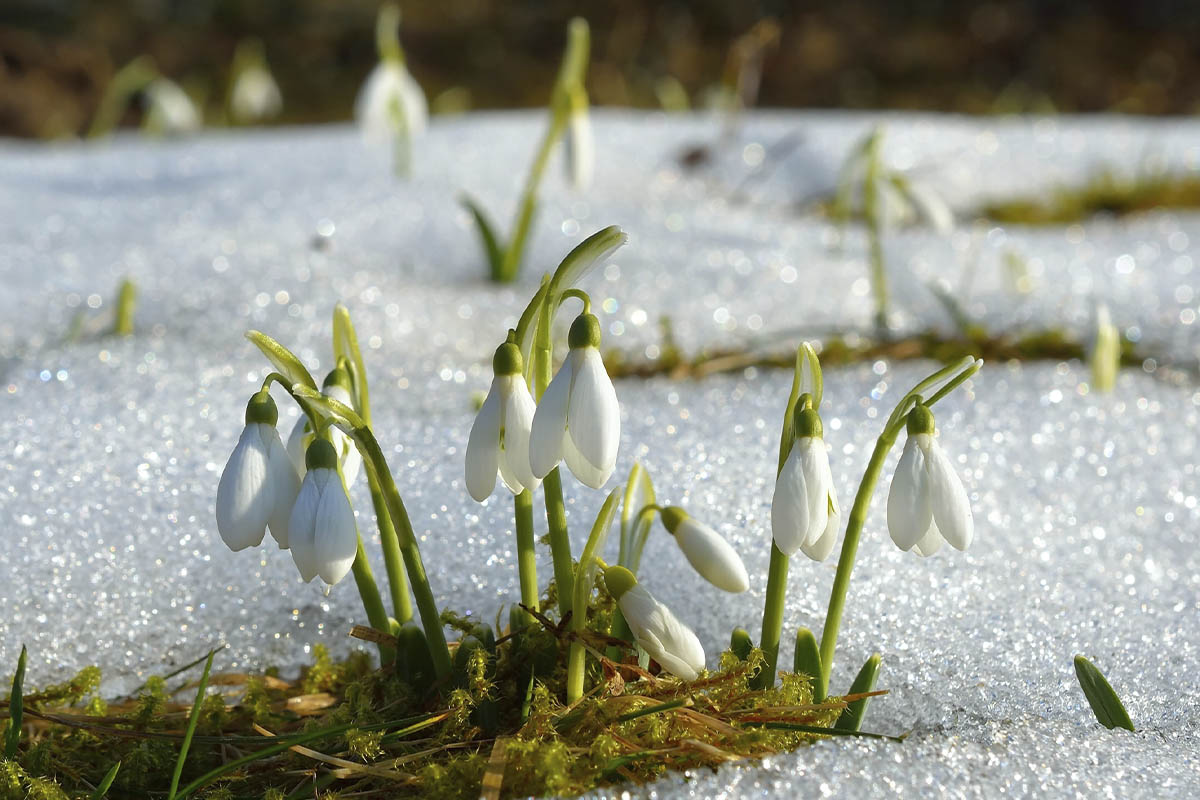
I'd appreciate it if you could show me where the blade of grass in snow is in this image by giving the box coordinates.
[90,762,121,799]
[4,644,26,758]
[166,648,217,800]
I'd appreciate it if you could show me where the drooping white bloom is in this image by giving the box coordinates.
[466,342,540,501]
[288,439,359,585]
[143,78,201,135]
[231,65,283,123]
[660,507,749,593]
[771,403,840,560]
[605,566,705,680]
[904,180,954,234]
[529,313,620,489]
[355,61,427,142]
[285,368,362,487]
[216,391,300,551]
[564,103,593,190]
[886,405,973,556]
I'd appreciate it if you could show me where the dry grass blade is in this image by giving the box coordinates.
[350,625,400,647]
[479,736,509,800]
[286,692,338,714]
[251,724,416,781]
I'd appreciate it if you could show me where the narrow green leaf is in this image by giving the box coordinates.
[572,487,623,630]
[1074,655,1134,731]
[167,648,217,800]
[460,195,505,278]
[332,303,371,424]
[834,652,881,732]
[4,644,27,758]
[245,330,317,391]
[91,762,121,799]
[113,278,137,337]
[547,225,627,298]
[291,383,367,432]
[793,628,825,703]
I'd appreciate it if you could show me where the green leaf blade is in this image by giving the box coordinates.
[4,644,27,758]
[460,195,506,279]
[1074,655,1134,731]
[167,648,218,800]
[834,652,881,732]
[245,330,317,391]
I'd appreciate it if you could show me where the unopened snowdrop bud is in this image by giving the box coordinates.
[288,438,359,585]
[285,367,362,487]
[604,566,705,681]
[771,399,840,559]
[886,403,973,556]
[216,390,300,551]
[659,507,749,593]
[465,342,540,501]
[563,87,593,190]
[1091,304,1119,393]
[529,313,620,489]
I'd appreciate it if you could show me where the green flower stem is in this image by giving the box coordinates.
[566,639,587,703]
[495,115,569,283]
[367,469,413,623]
[513,489,539,628]
[751,543,790,690]
[351,425,452,681]
[817,431,894,687]
[375,3,404,65]
[542,468,574,618]
[350,533,396,664]
[114,279,137,336]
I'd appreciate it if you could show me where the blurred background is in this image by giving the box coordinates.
[3,0,1200,139]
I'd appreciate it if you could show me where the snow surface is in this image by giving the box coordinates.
[1,111,1198,797]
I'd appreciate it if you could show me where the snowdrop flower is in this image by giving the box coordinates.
[216,390,300,551]
[886,404,973,556]
[286,367,362,487]
[356,61,427,141]
[229,40,283,124]
[771,401,841,560]
[563,88,593,190]
[604,566,705,680]
[903,180,954,234]
[659,507,749,593]
[288,438,359,585]
[465,341,540,501]
[143,78,201,135]
[529,313,620,489]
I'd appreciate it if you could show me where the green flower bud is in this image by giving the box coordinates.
[304,437,339,471]
[567,312,602,349]
[492,341,523,376]
[244,390,278,426]
[906,403,935,436]
[603,565,637,601]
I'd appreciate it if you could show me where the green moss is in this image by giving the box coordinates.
[981,169,1200,225]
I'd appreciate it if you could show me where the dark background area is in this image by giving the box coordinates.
[3,0,1200,138]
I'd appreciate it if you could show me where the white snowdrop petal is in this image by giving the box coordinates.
[263,426,300,549]
[617,585,703,680]
[528,362,573,478]
[925,439,974,551]
[285,417,310,477]
[562,432,612,489]
[465,386,503,502]
[500,378,540,493]
[676,518,749,593]
[887,436,933,550]
[355,63,427,141]
[565,348,620,481]
[336,428,362,489]
[799,439,832,546]
[800,505,840,562]
[216,427,272,551]
[771,445,813,557]
[314,474,359,585]
[912,520,944,557]
[288,474,322,582]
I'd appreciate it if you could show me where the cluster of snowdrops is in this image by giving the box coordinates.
[213,227,980,704]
